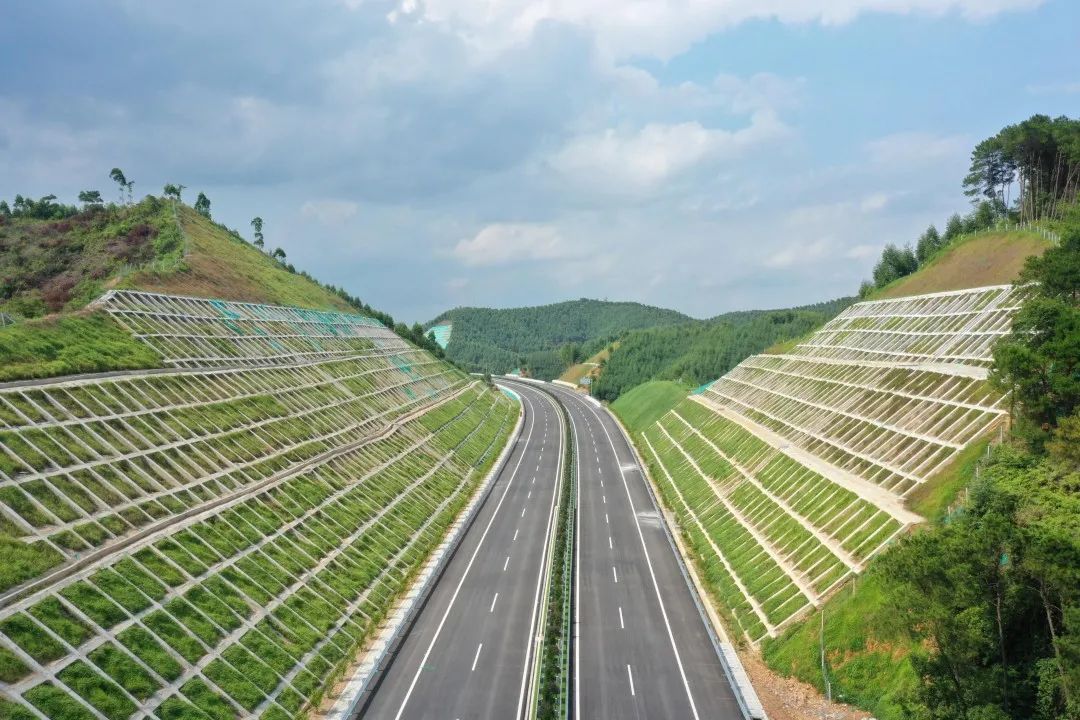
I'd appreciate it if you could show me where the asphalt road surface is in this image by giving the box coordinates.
[542,383,744,720]
[361,382,563,719]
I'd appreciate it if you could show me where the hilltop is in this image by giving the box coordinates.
[0,196,438,382]
[429,299,693,378]
[872,229,1051,299]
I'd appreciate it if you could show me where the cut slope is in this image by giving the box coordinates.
[0,291,516,720]
[630,284,1022,642]
[0,200,398,384]
[874,230,1049,299]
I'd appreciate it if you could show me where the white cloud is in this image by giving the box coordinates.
[1026,81,1080,95]
[859,192,890,212]
[301,199,359,226]
[864,132,969,169]
[380,0,1043,60]
[764,237,833,268]
[548,112,788,195]
[452,223,580,266]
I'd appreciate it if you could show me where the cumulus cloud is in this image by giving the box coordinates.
[301,199,359,226]
[452,223,580,266]
[548,112,789,196]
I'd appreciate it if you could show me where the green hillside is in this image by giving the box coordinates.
[592,297,854,401]
[0,196,441,382]
[431,299,693,378]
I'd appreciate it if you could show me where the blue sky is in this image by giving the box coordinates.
[2,0,1078,322]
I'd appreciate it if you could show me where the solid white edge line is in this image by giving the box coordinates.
[390,390,538,720]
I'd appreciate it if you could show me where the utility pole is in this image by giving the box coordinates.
[820,610,832,719]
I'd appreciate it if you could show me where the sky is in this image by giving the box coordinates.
[2,1,1079,323]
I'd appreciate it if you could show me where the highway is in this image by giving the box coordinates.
[361,382,563,719]
[542,382,745,720]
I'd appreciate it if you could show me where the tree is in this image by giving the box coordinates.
[194,192,211,218]
[162,183,185,202]
[109,168,127,205]
[77,190,103,208]
[271,247,287,261]
[872,243,918,288]
[250,216,264,248]
[917,224,943,264]
[991,223,1080,447]
[126,180,134,206]
[944,213,965,241]
[0,201,10,217]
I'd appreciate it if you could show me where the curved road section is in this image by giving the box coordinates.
[361,383,563,719]
[538,381,745,720]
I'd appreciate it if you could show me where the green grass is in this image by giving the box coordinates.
[0,312,161,383]
[0,698,38,720]
[0,645,30,683]
[0,535,63,595]
[609,380,690,433]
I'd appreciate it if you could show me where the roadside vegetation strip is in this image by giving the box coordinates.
[532,391,575,720]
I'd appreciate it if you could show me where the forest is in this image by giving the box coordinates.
[591,297,854,401]
[430,298,692,376]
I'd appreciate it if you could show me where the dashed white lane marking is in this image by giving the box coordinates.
[600,479,603,488]
[472,643,483,672]
[602,495,606,504]
[619,606,624,629]
[503,556,510,572]
[605,513,609,524]
[612,566,618,584]
[627,665,635,696]
[527,490,532,499]
[513,529,519,542]
[521,506,527,518]
[490,593,499,613]
[608,536,613,550]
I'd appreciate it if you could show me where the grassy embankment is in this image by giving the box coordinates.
[0,201,359,383]
[609,380,690,433]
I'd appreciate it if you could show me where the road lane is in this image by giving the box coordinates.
[541,383,745,720]
[361,384,563,719]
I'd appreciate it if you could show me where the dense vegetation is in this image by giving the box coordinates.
[765,209,1080,720]
[0,196,184,318]
[431,299,692,377]
[592,297,854,401]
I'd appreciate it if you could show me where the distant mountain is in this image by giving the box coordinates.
[428,299,693,379]
[591,297,856,401]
